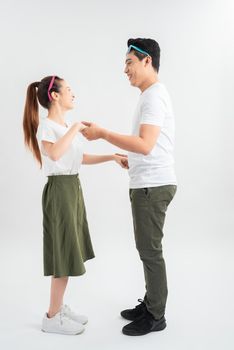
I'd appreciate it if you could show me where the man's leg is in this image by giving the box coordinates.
[131,185,177,319]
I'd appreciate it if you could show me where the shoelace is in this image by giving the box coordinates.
[63,304,76,318]
[59,310,71,325]
[135,299,145,310]
[63,304,71,312]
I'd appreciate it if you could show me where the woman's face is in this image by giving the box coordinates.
[53,80,75,110]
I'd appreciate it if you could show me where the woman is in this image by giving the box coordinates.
[23,75,128,335]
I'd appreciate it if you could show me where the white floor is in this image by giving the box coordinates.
[1,226,234,350]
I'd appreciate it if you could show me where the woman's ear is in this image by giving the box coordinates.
[51,91,59,101]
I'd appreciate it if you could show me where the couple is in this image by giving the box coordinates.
[23,37,177,336]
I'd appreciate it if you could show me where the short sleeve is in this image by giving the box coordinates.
[37,122,56,144]
[140,93,166,127]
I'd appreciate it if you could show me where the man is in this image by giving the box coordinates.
[82,38,177,336]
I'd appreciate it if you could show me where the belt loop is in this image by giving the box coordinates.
[143,188,148,195]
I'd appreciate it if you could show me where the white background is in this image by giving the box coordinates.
[0,0,234,349]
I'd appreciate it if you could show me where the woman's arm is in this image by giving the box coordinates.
[82,153,129,168]
[82,154,114,164]
[42,122,85,161]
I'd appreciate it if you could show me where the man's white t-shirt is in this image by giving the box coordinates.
[36,118,84,176]
[128,82,177,189]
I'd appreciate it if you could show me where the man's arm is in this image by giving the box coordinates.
[82,122,160,155]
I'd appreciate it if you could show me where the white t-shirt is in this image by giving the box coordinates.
[128,82,177,189]
[36,118,84,176]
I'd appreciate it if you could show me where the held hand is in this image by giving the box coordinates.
[74,122,87,132]
[81,121,104,140]
[79,122,87,131]
[113,153,129,169]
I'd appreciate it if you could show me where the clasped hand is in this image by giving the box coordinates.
[80,121,129,169]
[81,121,103,140]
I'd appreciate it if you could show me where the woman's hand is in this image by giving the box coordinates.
[113,153,129,169]
[75,122,87,132]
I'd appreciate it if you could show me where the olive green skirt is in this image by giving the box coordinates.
[42,174,95,278]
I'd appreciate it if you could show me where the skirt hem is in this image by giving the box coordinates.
[43,255,95,278]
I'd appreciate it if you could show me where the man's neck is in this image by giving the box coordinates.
[139,75,159,93]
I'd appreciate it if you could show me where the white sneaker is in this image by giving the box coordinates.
[61,304,88,325]
[42,310,85,335]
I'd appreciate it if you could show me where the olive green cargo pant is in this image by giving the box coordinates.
[130,185,177,319]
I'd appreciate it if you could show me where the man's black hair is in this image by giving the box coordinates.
[127,38,160,72]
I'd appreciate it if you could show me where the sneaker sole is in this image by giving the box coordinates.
[71,319,88,325]
[41,328,85,335]
[122,322,167,336]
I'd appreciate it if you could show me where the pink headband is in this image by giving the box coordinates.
[47,76,56,102]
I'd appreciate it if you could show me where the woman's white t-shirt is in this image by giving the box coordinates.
[128,82,177,189]
[36,118,84,176]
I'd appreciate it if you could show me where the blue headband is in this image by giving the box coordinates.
[127,44,150,57]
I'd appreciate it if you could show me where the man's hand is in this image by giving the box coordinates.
[113,153,129,169]
[81,121,105,140]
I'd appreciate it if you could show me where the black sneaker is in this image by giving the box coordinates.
[122,309,166,336]
[120,299,146,321]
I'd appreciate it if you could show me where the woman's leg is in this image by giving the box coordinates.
[47,276,69,318]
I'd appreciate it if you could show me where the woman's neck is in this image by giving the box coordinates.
[48,105,67,125]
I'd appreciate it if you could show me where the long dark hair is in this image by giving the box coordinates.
[23,75,63,167]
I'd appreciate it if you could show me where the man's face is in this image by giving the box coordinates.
[124,52,148,87]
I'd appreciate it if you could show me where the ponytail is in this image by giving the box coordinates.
[23,82,42,167]
[23,75,63,168]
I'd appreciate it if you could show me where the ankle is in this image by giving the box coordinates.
[47,310,59,318]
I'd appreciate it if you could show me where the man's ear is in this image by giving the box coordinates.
[145,56,152,66]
